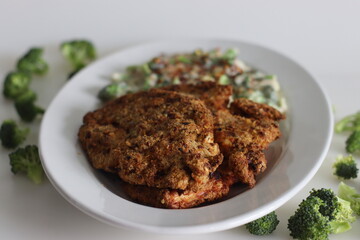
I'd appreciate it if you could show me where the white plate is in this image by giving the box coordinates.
[39,40,333,234]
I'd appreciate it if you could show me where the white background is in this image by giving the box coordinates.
[1,0,360,239]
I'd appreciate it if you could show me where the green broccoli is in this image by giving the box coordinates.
[335,112,360,133]
[338,182,360,215]
[245,211,279,235]
[14,91,45,122]
[97,83,127,102]
[9,145,45,184]
[3,71,31,100]
[0,120,29,149]
[60,40,96,71]
[17,48,48,75]
[346,130,360,153]
[288,188,355,240]
[333,155,358,179]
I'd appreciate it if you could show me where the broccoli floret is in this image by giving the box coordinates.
[3,71,31,100]
[346,130,360,153]
[245,211,279,235]
[0,120,29,149]
[335,112,360,133]
[333,155,358,179]
[14,91,45,122]
[97,83,127,102]
[9,145,45,184]
[17,48,48,75]
[338,182,360,215]
[60,40,96,71]
[288,196,331,240]
[288,188,355,240]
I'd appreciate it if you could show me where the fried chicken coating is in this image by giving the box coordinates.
[160,82,285,188]
[230,98,285,121]
[214,109,282,187]
[78,89,223,191]
[161,81,232,113]
[122,175,232,209]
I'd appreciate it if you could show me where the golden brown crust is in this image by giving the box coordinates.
[161,81,233,113]
[230,98,285,121]
[214,109,282,188]
[78,89,223,190]
[78,82,286,208]
[122,176,232,209]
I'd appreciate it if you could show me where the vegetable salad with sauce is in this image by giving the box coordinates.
[99,48,287,113]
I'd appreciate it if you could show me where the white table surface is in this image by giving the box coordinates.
[1,0,360,239]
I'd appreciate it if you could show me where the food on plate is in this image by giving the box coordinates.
[78,89,223,190]
[99,48,287,112]
[161,82,284,187]
[122,175,232,209]
[79,81,285,208]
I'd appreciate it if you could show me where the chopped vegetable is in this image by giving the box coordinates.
[333,155,358,179]
[338,182,360,215]
[9,145,45,184]
[335,112,360,133]
[346,130,360,154]
[60,40,96,72]
[17,48,48,75]
[104,48,286,112]
[245,211,279,235]
[288,188,355,240]
[3,71,31,100]
[0,120,29,149]
[14,91,45,122]
[218,74,231,85]
[98,83,127,102]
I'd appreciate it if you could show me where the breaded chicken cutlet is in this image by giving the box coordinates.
[78,82,285,209]
[161,82,285,187]
[78,89,223,191]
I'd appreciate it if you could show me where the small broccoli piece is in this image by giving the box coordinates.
[97,83,127,102]
[335,112,360,133]
[346,130,360,153]
[338,182,360,215]
[245,211,279,235]
[333,155,358,179]
[9,145,45,184]
[17,48,48,75]
[288,188,355,240]
[3,71,31,100]
[14,91,45,122]
[0,120,29,149]
[60,40,96,71]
